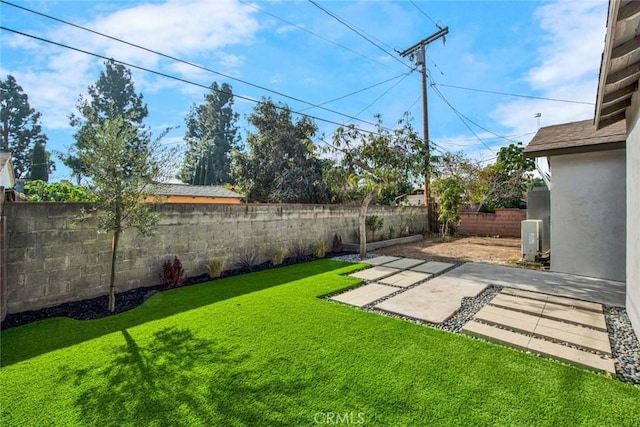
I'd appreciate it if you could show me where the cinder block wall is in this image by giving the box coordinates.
[457,208,526,237]
[4,203,427,314]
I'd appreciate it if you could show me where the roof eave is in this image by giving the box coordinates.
[595,0,621,130]
[524,140,626,158]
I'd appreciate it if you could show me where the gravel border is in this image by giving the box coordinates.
[326,258,640,386]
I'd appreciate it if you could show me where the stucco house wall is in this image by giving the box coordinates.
[549,150,626,282]
[626,91,640,334]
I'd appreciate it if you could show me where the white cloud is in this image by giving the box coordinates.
[3,0,259,130]
[491,0,607,136]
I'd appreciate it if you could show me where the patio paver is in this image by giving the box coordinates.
[378,270,432,288]
[330,283,399,307]
[410,261,454,274]
[474,304,611,354]
[383,258,426,270]
[462,320,615,373]
[349,266,401,281]
[374,276,487,323]
[501,288,603,312]
[362,256,401,266]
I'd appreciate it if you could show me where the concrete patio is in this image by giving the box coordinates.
[330,256,624,374]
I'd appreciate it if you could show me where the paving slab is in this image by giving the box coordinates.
[463,321,615,373]
[490,293,546,315]
[349,266,401,281]
[527,336,615,374]
[361,256,400,266]
[374,276,487,324]
[541,303,607,331]
[410,261,454,274]
[462,320,532,350]
[444,262,625,307]
[330,284,399,307]
[383,258,427,270]
[501,288,602,312]
[378,270,431,288]
[474,304,540,334]
[475,304,611,354]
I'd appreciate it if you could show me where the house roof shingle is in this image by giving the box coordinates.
[153,183,243,199]
[524,119,626,158]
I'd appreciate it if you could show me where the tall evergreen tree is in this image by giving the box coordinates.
[178,82,239,185]
[29,140,49,181]
[62,60,148,181]
[232,98,328,203]
[0,75,49,178]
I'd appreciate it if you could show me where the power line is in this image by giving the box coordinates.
[299,70,413,112]
[237,0,388,67]
[433,82,595,105]
[307,0,413,71]
[0,0,382,129]
[430,84,495,154]
[0,26,388,136]
[409,0,442,29]
[352,70,415,119]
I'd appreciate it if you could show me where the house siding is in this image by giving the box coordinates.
[549,149,626,282]
[626,91,640,336]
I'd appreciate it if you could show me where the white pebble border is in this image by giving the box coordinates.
[328,256,640,386]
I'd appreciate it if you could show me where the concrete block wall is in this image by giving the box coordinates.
[457,208,526,237]
[3,202,427,314]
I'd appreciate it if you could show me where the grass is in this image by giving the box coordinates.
[1,260,639,426]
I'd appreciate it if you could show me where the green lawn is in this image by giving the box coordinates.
[1,260,639,426]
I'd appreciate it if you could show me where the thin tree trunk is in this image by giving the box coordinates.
[108,229,120,312]
[359,191,376,258]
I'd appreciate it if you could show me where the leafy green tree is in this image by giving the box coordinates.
[62,60,149,183]
[232,99,328,203]
[0,75,50,178]
[29,140,49,181]
[433,177,465,237]
[330,113,423,256]
[484,142,535,209]
[77,112,175,312]
[178,82,239,185]
[22,180,96,202]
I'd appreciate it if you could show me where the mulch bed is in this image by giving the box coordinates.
[1,253,328,330]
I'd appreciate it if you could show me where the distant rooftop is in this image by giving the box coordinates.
[0,153,12,172]
[524,119,626,158]
[153,183,243,199]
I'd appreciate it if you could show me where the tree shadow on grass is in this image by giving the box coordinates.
[2,260,354,366]
[59,326,311,426]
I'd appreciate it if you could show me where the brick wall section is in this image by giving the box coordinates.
[457,208,526,237]
[3,202,427,314]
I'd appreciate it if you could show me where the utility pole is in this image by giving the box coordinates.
[399,27,448,230]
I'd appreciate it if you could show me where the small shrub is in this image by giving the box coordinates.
[272,247,288,266]
[366,215,384,241]
[205,258,224,278]
[238,248,257,271]
[291,241,309,262]
[314,240,328,258]
[160,256,185,287]
[388,226,396,240]
[332,233,343,252]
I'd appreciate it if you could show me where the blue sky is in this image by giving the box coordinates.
[1,0,608,181]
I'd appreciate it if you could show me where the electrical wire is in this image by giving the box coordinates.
[430,83,495,154]
[237,0,388,67]
[298,70,413,112]
[409,0,442,29]
[433,82,595,105]
[307,0,413,71]
[0,26,388,135]
[0,0,383,129]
